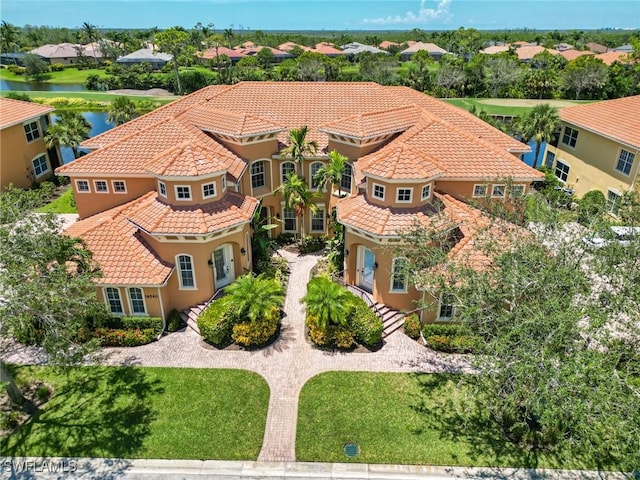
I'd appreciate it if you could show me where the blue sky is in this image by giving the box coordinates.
[2,0,639,31]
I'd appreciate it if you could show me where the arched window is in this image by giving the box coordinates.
[251,161,265,188]
[105,287,124,314]
[340,163,353,193]
[281,161,296,183]
[309,161,323,189]
[128,287,147,315]
[177,254,196,289]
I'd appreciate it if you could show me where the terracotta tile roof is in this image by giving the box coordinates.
[515,45,560,61]
[313,42,343,55]
[198,46,247,60]
[146,141,230,177]
[278,42,312,52]
[558,49,594,61]
[480,45,510,55]
[379,41,400,49]
[595,51,629,66]
[400,42,447,55]
[64,192,174,285]
[187,105,286,137]
[0,98,54,129]
[358,141,445,180]
[127,191,258,235]
[319,105,419,139]
[559,96,640,149]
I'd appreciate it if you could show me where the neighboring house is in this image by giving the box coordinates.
[554,43,574,51]
[613,44,633,53]
[56,82,540,322]
[198,45,247,64]
[0,97,60,190]
[116,48,173,69]
[558,49,594,62]
[399,42,447,61]
[312,42,343,57]
[0,52,27,66]
[586,42,609,54]
[595,51,629,66]
[30,43,103,65]
[542,96,640,211]
[340,42,388,55]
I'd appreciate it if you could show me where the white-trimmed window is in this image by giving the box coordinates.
[310,161,323,189]
[158,181,167,197]
[372,183,385,200]
[396,187,413,203]
[177,254,196,289]
[76,180,90,193]
[251,161,265,188]
[340,163,353,193]
[283,208,297,232]
[437,294,456,321]
[112,180,127,193]
[175,185,192,201]
[221,175,227,191]
[491,184,506,198]
[390,258,408,293]
[128,287,147,315]
[561,126,578,148]
[473,184,487,197]
[23,121,40,142]
[94,180,109,193]
[310,207,325,232]
[105,287,124,315]
[615,149,635,176]
[510,185,525,198]
[31,154,49,178]
[545,151,556,169]
[555,160,570,182]
[281,161,296,183]
[202,182,216,199]
[606,189,622,215]
[421,184,432,200]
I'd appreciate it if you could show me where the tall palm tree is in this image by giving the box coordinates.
[273,173,319,239]
[0,21,20,61]
[313,150,348,197]
[281,126,318,176]
[516,104,560,169]
[223,28,234,49]
[44,112,92,160]
[225,273,284,323]
[302,276,353,330]
[82,22,100,65]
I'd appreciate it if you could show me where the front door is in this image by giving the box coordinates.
[357,246,375,293]
[213,244,235,289]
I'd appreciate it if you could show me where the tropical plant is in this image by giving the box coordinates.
[0,21,20,58]
[313,150,347,197]
[302,276,353,330]
[107,96,137,126]
[81,22,100,65]
[281,126,318,176]
[23,54,49,81]
[225,273,284,323]
[515,103,560,168]
[155,27,195,95]
[44,111,92,159]
[274,173,319,239]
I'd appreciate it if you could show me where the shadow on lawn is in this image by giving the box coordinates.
[3,366,164,459]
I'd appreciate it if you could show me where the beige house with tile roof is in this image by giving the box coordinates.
[542,96,640,213]
[0,98,60,190]
[57,82,542,320]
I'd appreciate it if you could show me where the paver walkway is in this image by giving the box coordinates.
[5,249,470,462]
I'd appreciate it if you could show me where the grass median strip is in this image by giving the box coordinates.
[1,365,269,460]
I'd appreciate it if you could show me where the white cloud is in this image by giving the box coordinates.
[363,0,452,25]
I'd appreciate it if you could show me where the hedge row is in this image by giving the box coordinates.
[421,323,480,354]
[94,327,158,347]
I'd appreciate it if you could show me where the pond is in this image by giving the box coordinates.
[0,79,87,92]
[52,111,114,164]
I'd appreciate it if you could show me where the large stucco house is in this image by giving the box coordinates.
[56,82,542,323]
[0,97,61,191]
[543,96,640,213]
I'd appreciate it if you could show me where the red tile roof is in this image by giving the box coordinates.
[187,105,286,137]
[313,42,343,55]
[146,141,231,177]
[558,49,594,61]
[127,191,258,235]
[595,51,629,66]
[198,46,247,60]
[559,96,640,149]
[319,105,419,139]
[64,192,174,285]
[358,141,445,180]
[0,98,54,130]
[400,42,447,55]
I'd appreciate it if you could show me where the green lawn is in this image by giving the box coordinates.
[0,67,109,84]
[444,98,532,116]
[1,366,269,460]
[36,187,78,214]
[297,372,612,468]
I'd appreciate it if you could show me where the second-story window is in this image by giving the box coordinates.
[175,185,191,201]
[221,176,227,191]
[340,163,353,193]
[491,185,506,198]
[202,182,216,199]
[94,180,109,193]
[310,161,323,189]
[158,181,167,197]
[112,180,127,193]
[421,184,431,200]
[251,161,265,188]
[397,188,412,203]
[615,149,635,176]
[373,183,385,200]
[281,161,295,183]
[24,121,40,142]
[510,185,525,198]
[76,180,90,193]
[555,160,570,182]
[473,184,487,197]
[562,127,578,148]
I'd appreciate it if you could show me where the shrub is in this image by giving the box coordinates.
[166,309,183,332]
[6,91,31,102]
[7,65,25,75]
[348,295,383,346]
[307,316,331,347]
[422,323,479,354]
[577,190,606,225]
[299,235,326,254]
[334,326,355,349]
[231,307,280,348]
[198,296,236,347]
[106,316,163,332]
[94,327,158,347]
[403,313,421,340]
[50,63,65,71]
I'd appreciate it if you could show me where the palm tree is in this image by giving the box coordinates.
[82,22,100,65]
[302,276,353,330]
[107,96,137,126]
[44,112,92,160]
[274,173,319,239]
[0,21,20,62]
[224,28,234,49]
[225,273,284,323]
[313,150,348,197]
[281,126,318,176]
[516,104,560,169]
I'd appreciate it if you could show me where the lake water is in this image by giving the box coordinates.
[0,79,86,91]
[51,112,114,164]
